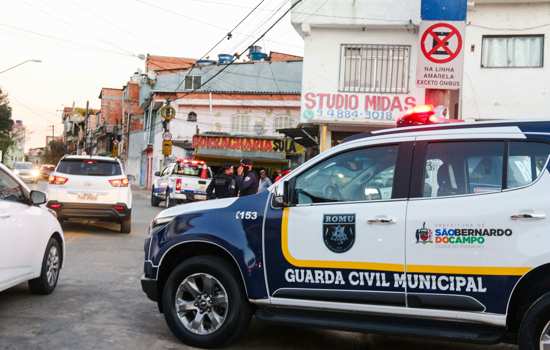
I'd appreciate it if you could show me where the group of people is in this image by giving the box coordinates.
[205,159,276,199]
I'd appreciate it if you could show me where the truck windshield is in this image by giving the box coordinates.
[57,159,122,176]
[174,163,210,179]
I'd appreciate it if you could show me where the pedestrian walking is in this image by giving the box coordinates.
[236,158,259,196]
[257,169,272,193]
[206,163,238,199]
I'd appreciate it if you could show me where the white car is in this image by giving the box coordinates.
[0,163,64,294]
[151,159,212,207]
[13,161,39,183]
[46,155,133,233]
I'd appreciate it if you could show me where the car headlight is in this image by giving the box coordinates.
[149,215,175,235]
[32,169,40,177]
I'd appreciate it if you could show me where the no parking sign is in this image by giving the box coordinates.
[416,21,465,90]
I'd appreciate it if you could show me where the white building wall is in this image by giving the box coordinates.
[293,0,550,124]
[127,130,146,185]
[462,1,550,120]
[300,27,424,126]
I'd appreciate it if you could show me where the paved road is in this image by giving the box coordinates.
[0,184,517,350]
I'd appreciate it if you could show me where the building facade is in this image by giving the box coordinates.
[291,0,550,150]
[137,58,303,189]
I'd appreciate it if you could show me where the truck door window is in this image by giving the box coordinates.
[507,142,550,189]
[422,142,504,198]
[294,145,398,204]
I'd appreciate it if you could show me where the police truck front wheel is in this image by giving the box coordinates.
[161,256,252,348]
[151,188,160,207]
[518,292,550,350]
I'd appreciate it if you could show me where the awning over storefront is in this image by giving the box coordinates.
[277,126,318,148]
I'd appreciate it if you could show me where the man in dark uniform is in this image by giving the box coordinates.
[206,163,238,199]
[236,159,259,197]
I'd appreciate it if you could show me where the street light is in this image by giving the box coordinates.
[0,59,42,74]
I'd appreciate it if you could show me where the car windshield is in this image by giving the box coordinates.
[56,159,122,176]
[14,162,33,170]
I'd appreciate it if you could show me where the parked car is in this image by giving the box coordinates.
[13,161,39,183]
[40,164,56,180]
[46,155,132,233]
[142,120,550,350]
[0,163,64,294]
[151,159,212,208]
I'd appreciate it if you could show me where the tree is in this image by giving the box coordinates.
[0,89,14,162]
[42,140,65,165]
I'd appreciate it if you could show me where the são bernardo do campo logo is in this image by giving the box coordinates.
[415,222,513,246]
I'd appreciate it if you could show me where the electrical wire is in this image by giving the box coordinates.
[172,0,269,92]
[176,0,305,98]
[469,22,550,32]
[0,23,136,58]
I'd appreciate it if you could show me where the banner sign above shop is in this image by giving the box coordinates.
[300,92,418,124]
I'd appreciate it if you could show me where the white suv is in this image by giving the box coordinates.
[0,163,64,294]
[47,155,132,233]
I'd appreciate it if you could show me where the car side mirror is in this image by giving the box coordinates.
[154,171,161,177]
[30,190,47,206]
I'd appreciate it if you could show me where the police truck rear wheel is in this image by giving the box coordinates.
[162,256,251,348]
[518,292,550,350]
[151,188,160,207]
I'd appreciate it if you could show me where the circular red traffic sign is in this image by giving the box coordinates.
[420,22,463,64]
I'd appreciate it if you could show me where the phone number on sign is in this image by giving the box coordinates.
[312,109,396,121]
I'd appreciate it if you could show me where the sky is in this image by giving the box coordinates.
[0,0,304,149]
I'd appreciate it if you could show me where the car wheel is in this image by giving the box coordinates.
[151,187,160,207]
[162,256,252,348]
[120,216,131,234]
[28,237,62,295]
[518,292,550,350]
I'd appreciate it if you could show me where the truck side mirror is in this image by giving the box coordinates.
[272,179,294,208]
[154,171,160,177]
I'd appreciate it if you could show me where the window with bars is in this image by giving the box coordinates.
[339,44,411,94]
[184,76,202,90]
[231,115,251,133]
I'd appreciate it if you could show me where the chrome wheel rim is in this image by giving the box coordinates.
[541,321,550,350]
[46,245,60,287]
[174,273,229,335]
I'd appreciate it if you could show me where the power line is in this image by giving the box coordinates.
[177,0,305,98]
[0,23,136,58]
[172,0,268,92]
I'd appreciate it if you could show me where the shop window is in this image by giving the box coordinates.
[481,35,544,68]
[339,44,410,94]
[184,76,202,90]
[293,145,399,204]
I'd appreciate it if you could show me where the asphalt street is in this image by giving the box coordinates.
[0,184,517,350]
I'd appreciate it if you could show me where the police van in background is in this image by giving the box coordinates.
[151,159,212,208]
[141,118,550,350]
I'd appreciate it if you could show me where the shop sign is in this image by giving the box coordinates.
[416,21,465,90]
[193,135,302,154]
[300,92,418,124]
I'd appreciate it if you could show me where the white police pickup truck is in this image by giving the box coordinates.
[151,159,212,207]
[141,120,550,349]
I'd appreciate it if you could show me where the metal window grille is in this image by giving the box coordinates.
[184,76,202,90]
[339,44,411,94]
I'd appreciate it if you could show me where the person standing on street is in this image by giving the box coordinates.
[236,159,259,196]
[257,169,272,193]
[206,163,238,199]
